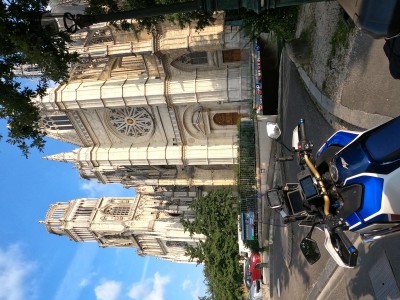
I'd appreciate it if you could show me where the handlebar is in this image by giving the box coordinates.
[334,227,357,253]
[276,156,294,161]
[325,214,358,267]
[297,119,313,151]
[295,118,329,214]
[283,214,307,224]
[333,226,358,267]
[298,119,307,143]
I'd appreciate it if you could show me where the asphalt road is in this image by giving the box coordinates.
[269,48,400,300]
[269,51,336,300]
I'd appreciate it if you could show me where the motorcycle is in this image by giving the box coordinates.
[265,116,400,268]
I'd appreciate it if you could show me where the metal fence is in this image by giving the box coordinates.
[238,119,258,239]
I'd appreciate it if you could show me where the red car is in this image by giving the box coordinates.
[244,253,264,290]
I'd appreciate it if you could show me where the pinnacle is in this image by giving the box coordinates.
[43,151,77,162]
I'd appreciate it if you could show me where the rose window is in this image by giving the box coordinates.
[109,107,154,137]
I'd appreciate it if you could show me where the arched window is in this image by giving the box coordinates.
[213,112,240,126]
[166,241,187,248]
[171,52,209,71]
[104,234,130,240]
[76,205,93,217]
[167,212,181,217]
[88,28,113,45]
[104,206,131,216]
[42,115,74,131]
[111,56,146,79]
[70,57,108,81]
[176,52,208,65]
[222,49,241,62]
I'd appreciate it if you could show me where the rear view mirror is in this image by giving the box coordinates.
[266,122,281,140]
[266,189,284,209]
[300,237,321,265]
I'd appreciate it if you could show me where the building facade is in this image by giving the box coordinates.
[40,10,254,262]
[42,190,204,263]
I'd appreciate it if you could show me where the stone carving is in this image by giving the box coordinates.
[109,107,154,138]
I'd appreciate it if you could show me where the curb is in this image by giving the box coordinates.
[267,48,287,300]
[306,257,339,300]
[286,47,393,130]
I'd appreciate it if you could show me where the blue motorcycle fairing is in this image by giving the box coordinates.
[346,213,363,230]
[317,131,360,158]
[333,116,400,184]
[343,176,384,229]
[349,214,390,231]
[334,143,372,183]
[329,116,400,232]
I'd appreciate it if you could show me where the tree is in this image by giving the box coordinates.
[181,189,243,300]
[86,0,216,32]
[0,0,78,157]
[240,7,299,41]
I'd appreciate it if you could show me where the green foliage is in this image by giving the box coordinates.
[240,7,299,41]
[181,189,243,300]
[243,239,267,254]
[86,0,215,32]
[0,0,78,157]
[330,15,352,57]
[299,25,313,49]
[198,297,213,300]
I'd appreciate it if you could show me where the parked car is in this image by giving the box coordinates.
[248,279,263,300]
[244,253,264,290]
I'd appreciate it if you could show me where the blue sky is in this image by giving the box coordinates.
[0,120,207,300]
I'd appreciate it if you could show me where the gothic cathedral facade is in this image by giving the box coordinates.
[40,8,254,263]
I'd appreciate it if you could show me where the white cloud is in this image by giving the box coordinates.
[79,278,90,288]
[80,180,132,198]
[54,244,98,300]
[94,280,122,300]
[182,278,207,300]
[79,272,97,287]
[128,272,171,300]
[181,279,191,290]
[140,256,150,282]
[190,280,204,300]
[0,244,36,300]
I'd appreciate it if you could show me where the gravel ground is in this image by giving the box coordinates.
[295,2,358,104]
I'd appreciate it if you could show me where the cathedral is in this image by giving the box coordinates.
[39,3,256,263]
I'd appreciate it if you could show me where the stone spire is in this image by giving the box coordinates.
[43,150,78,163]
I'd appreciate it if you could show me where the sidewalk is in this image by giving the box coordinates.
[258,2,400,300]
[288,51,392,130]
[272,3,400,300]
[292,2,398,130]
[257,3,400,299]
[255,33,288,300]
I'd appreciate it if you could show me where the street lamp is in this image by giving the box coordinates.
[41,0,330,34]
[42,0,261,33]
[41,0,400,37]
[62,1,206,33]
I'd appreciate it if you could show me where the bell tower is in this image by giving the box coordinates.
[42,198,98,241]
[41,194,203,263]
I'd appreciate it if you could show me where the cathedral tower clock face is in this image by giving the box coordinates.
[108,107,155,140]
